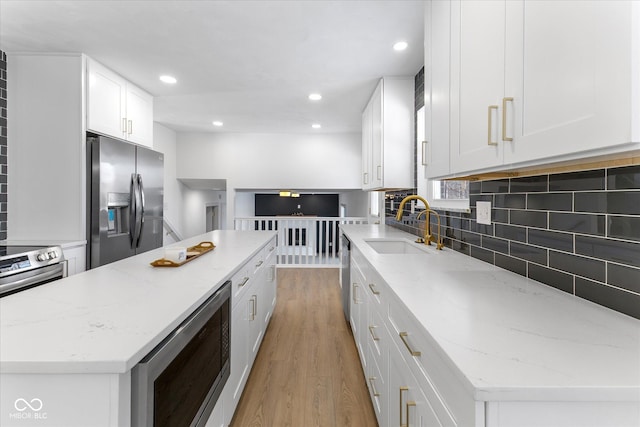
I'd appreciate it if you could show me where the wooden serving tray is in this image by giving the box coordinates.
[150,241,215,267]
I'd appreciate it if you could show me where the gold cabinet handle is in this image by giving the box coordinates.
[122,118,127,133]
[127,119,133,135]
[368,377,380,397]
[399,386,408,426]
[368,325,380,341]
[363,172,369,185]
[368,283,380,295]
[239,276,249,287]
[377,165,382,180]
[352,283,358,303]
[502,97,514,142]
[487,105,498,146]
[421,140,428,166]
[255,260,264,268]
[250,295,257,321]
[399,332,421,356]
[406,401,416,427]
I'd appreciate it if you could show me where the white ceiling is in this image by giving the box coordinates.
[0,0,425,135]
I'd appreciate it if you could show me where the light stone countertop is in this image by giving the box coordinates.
[342,224,640,402]
[0,230,276,375]
[0,240,86,249]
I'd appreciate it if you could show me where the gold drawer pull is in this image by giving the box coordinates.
[368,377,380,397]
[406,401,416,426]
[368,283,380,295]
[399,332,421,356]
[400,386,408,426]
[255,260,264,267]
[239,276,250,287]
[368,325,380,341]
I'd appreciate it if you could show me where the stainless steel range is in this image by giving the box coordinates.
[0,246,67,297]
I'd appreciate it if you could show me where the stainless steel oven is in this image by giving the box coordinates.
[132,281,231,427]
[0,245,67,297]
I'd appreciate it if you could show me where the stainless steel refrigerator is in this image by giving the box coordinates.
[87,134,164,269]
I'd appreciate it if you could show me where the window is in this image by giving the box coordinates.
[428,180,470,212]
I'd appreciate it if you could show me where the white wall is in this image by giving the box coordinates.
[176,132,363,225]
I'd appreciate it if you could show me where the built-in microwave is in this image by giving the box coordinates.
[132,281,230,427]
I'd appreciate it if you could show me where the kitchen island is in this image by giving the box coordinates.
[0,230,276,427]
[342,224,640,427]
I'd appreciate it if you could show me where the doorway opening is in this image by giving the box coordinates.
[206,204,221,232]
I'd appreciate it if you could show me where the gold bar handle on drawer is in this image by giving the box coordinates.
[399,332,421,356]
[368,377,380,397]
[255,260,264,267]
[502,97,513,142]
[368,325,380,341]
[399,387,408,426]
[239,276,249,287]
[487,105,498,146]
[368,283,380,295]
[352,283,358,303]
[250,295,257,321]
[406,401,416,427]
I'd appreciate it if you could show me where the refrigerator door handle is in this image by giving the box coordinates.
[136,174,145,248]
[129,173,138,248]
[131,174,143,249]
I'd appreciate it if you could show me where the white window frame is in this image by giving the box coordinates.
[427,179,471,212]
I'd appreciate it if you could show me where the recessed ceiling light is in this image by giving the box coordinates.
[308,93,322,101]
[212,121,223,127]
[159,75,177,84]
[393,41,408,51]
[312,124,321,129]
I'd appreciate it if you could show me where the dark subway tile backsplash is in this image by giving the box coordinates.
[549,212,605,236]
[607,165,640,190]
[388,160,640,319]
[527,193,572,211]
[549,169,605,191]
[575,278,640,319]
[528,264,574,294]
[510,175,548,193]
[528,229,573,252]
[510,209,547,228]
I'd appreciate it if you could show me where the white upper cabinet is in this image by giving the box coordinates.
[362,77,414,190]
[437,0,639,178]
[503,0,636,164]
[424,0,452,180]
[87,58,154,147]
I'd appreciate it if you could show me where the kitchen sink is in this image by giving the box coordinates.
[364,239,430,255]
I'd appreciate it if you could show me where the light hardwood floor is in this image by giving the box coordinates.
[230,268,378,427]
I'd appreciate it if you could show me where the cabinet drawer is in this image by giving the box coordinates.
[367,306,387,369]
[231,264,252,308]
[388,299,477,427]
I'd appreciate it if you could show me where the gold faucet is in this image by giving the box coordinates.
[395,195,444,250]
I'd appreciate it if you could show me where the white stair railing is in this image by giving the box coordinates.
[235,217,368,267]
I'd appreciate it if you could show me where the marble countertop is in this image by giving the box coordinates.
[0,230,276,375]
[342,225,640,402]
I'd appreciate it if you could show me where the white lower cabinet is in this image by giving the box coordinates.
[350,255,369,371]
[350,245,480,427]
[220,237,277,427]
[389,341,440,427]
